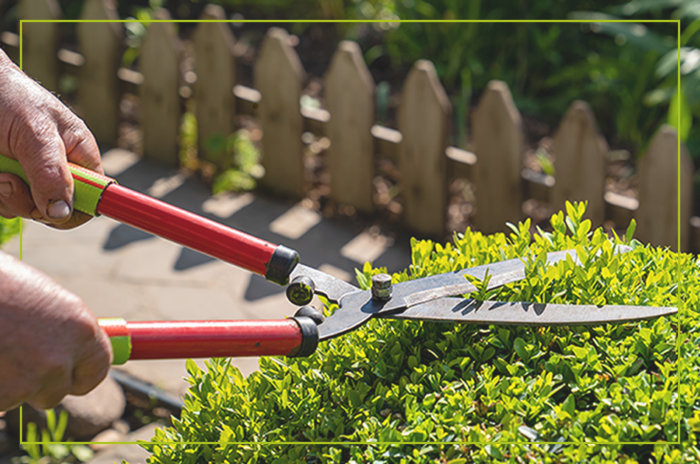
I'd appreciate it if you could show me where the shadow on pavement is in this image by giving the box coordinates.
[103,223,154,250]
[101,156,411,302]
[173,247,216,270]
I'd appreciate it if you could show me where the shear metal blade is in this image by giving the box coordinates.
[387,298,677,325]
[315,246,636,340]
[316,247,629,340]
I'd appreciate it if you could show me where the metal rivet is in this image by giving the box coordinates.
[286,276,315,306]
[371,273,392,301]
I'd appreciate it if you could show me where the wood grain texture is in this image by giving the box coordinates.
[397,60,450,237]
[18,0,60,91]
[551,101,608,225]
[472,80,524,233]
[193,4,236,166]
[636,125,692,251]
[254,28,305,197]
[139,10,181,166]
[325,40,375,214]
[77,0,123,147]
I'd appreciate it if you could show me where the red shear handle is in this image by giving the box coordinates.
[98,184,298,285]
[100,318,319,364]
[0,153,299,285]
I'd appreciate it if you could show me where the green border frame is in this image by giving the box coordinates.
[16,17,683,451]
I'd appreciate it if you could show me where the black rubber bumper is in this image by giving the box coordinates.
[265,245,299,285]
[288,316,319,357]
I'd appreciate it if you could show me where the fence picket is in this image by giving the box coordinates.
[139,10,181,166]
[255,28,305,197]
[325,41,375,214]
[636,125,692,251]
[397,60,450,236]
[18,0,60,91]
[193,4,236,165]
[473,80,524,233]
[77,0,123,147]
[3,19,695,247]
[551,101,608,225]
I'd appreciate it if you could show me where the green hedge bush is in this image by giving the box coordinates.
[145,203,691,463]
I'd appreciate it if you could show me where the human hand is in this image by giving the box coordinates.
[0,49,102,229]
[0,252,112,411]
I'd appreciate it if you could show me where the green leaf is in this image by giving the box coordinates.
[570,345,589,359]
[562,394,576,416]
[54,410,68,442]
[667,87,692,142]
[513,337,530,362]
[45,409,56,434]
[625,219,637,243]
[355,267,372,290]
[485,445,505,459]
[185,358,200,376]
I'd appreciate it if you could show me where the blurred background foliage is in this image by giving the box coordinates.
[0,217,20,247]
[0,0,697,161]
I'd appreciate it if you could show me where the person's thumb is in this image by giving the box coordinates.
[14,133,74,224]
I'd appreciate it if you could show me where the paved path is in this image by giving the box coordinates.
[4,149,411,396]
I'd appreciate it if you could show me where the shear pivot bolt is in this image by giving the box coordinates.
[371,274,392,301]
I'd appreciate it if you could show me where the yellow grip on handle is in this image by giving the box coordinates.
[0,153,115,215]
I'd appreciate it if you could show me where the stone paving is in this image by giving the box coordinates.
[4,148,411,397]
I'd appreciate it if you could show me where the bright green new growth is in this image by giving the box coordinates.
[146,202,689,463]
[17,409,94,464]
[0,217,20,247]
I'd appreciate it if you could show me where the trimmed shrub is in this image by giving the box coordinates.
[145,203,689,463]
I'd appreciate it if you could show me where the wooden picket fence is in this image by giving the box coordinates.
[1,0,695,251]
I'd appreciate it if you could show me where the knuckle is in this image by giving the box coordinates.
[12,114,56,152]
[62,116,92,144]
[9,119,69,184]
[73,307,98,337]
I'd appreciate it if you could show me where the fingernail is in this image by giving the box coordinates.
[47,200,71,219]
[0,182,12,198]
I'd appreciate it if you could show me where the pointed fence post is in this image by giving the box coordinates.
[472,80,524,233]
[139,10,181,166]
[193,4,236,166]
[18,0,60,91]
[636,125,692,251]
[255,28,305,198]
[325,41,375,214]
[397,60,450,237]
[550,101,608,225]
[77,0,123,147]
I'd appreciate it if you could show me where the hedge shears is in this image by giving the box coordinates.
[0,154,677,364]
